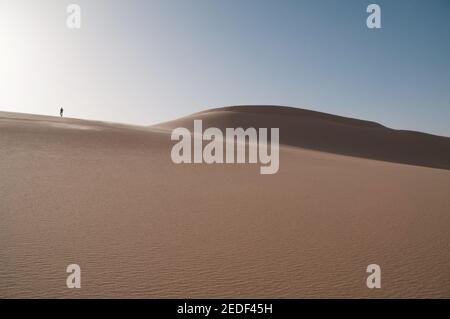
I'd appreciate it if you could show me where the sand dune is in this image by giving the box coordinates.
[1,107,449,298]
[154,105,450,170]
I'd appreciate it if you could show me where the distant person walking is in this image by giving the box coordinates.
[60,107,64,117]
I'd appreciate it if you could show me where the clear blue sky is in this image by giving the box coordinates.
[0,0,449,136]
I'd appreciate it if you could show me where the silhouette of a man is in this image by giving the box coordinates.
[60,107,64,117]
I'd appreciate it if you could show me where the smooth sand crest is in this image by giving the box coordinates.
[154,105,450,170]
[1,108,449,298]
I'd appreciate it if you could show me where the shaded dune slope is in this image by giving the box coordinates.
[154,105,450,170]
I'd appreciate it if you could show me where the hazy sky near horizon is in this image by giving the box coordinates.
[1,0,449,136]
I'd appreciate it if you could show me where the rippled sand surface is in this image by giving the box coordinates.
[1,111,449,298]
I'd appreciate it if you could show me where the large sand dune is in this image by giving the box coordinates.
[155,105,450,170]
[1,106,449,298]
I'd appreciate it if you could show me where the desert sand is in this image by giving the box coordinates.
[0,106,449,298]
